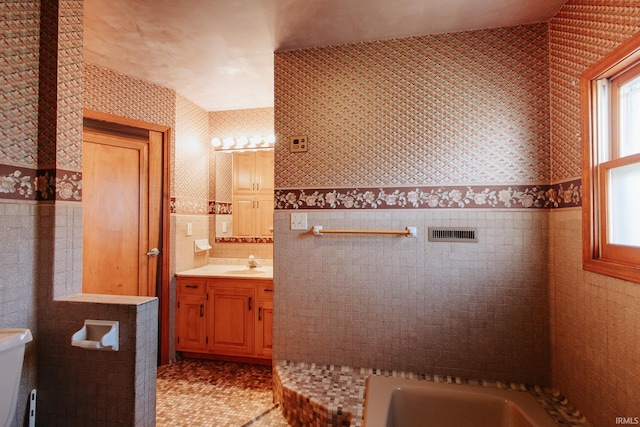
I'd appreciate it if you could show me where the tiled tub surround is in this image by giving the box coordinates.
[273,361,589,427]
[274,209,550,385]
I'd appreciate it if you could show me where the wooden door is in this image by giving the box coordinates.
[82,125,163,296]
[208,285,254,355]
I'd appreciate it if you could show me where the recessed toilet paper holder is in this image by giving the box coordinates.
[71,320,119,351]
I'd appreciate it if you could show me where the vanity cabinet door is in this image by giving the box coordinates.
[254,150,274,194]
[176,295,206,352]
[255,195,274,236]
[232,195,274,237]
[207,283,255,356]
[255,300,273,357]
[232,197,254,236]
[255,282,273,358]
[176,279,206,352]
[232,151,254,193]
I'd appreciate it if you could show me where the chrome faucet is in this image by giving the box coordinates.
[247,255,261,269]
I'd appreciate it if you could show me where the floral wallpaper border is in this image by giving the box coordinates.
[215,236,273,244]
[0,164,82,201]
[274,179,582,210]
[170,197,209,215]
[209,201,232,215]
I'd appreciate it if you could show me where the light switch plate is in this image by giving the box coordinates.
[290,213,307,230]
[186,222,193,236]
[289,136,308,153]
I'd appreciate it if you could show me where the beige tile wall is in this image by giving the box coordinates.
[274,209,550,384]
[174,214,211,273]
[549,211,640,424]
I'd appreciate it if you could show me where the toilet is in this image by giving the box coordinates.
[0,329,33,427]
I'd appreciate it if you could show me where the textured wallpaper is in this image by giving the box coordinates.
[549,1,640,182]
[1,0,40,168]
[275,23,550,189]
[209,107,274,140]
[175,93,210,204]
[84,63,176,129]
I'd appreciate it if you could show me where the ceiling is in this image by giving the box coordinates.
[83,0,567,112]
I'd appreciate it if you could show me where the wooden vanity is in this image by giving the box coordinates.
[175,265,273,364]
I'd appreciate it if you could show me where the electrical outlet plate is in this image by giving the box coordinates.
[290,213,308,230]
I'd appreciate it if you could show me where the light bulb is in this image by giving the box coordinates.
[236,136,248,148]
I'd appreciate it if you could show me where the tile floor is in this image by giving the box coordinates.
[156,359,289,427]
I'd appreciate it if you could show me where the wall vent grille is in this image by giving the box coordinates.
[428,227,477,243]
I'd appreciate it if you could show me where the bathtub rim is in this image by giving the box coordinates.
[362,375,558,427]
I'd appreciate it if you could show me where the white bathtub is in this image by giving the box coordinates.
[363,376,557,427]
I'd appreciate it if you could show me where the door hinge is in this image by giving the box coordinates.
[177,336,180,344]
[206,337,208,344]
[177,301,180,309]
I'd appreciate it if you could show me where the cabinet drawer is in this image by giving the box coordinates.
[256,283,274,300]
[178,279,206,295]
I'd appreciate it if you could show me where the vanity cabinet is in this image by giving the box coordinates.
[175,279,207,352]
[176,276,273,363]
[232,151,274,237]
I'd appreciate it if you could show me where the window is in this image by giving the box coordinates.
[582,31,640,283]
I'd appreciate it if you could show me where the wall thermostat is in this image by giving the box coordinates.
[289,135,308,153]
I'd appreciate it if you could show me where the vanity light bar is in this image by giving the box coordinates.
[211,134,275,150]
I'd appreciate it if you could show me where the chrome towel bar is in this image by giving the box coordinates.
[312,225,417,237]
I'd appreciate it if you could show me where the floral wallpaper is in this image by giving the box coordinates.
[0,165,82,201]
[276,180,581,210]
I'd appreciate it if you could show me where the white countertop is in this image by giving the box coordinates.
[56,293,157,305]
[176,264,273,279]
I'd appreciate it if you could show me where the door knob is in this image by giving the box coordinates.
[147,248,160,256]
